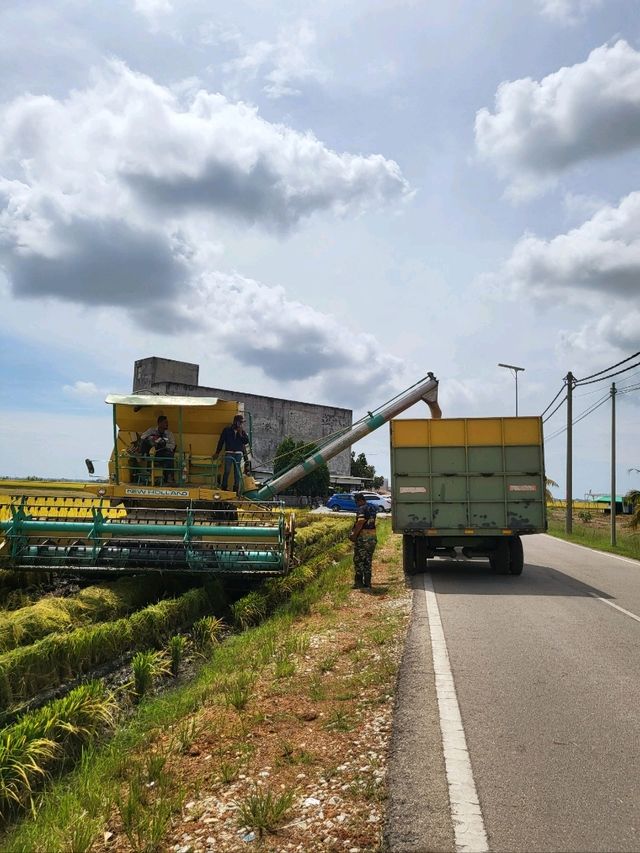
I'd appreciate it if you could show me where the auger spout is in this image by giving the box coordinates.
[248,372,441,501]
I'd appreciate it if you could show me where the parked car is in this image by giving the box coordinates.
[326,492,391,513]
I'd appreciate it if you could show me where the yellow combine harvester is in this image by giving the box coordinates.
[0,376,441,576]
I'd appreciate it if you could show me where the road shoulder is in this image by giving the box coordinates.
[384,574,454,852]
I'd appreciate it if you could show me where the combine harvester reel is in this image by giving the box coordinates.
[1,498,293,576]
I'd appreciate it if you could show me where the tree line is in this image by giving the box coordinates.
[273,438,384,499]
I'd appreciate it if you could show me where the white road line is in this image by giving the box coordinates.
[422,573,489,853]
[542,533,640,567]
[591,594,640,624]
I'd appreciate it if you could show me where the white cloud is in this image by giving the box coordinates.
[484,191,640,357]
[561,311,640,355]
[0,61,409,238]
[0,61,411,402]
[487,191,640,303]
[222,20,328,99]
[537,0,602,24]
[475,40,640,198]
[186,270,402,404]
[133,0,173,29]
[62,380,103,399]
[490,192,640,300]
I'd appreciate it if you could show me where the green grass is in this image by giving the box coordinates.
[221,672,254,711]
[116,762,184,853]
[324,707,355,732]
[547,515,640,561]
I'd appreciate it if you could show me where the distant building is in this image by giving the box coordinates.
[132,356,353,483]
[591,494,633,514]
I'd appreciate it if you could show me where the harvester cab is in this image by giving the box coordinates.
[102,393,259,501]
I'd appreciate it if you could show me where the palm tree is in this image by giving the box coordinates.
[626,489,640,531]
[545,477,559,504]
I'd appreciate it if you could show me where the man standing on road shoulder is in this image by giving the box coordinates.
[349,492,377,589]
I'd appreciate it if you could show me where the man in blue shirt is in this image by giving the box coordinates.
[349,492,377,589]
[214,414,250,493]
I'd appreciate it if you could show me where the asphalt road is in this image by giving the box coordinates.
[385,534,640,853]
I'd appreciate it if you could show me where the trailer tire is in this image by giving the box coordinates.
[489,539,510,574]
[508,536,524,575]
[403,535,420,575]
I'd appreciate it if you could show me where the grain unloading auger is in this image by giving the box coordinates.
[0,374,441,576]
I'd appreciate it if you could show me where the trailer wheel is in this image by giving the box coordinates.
[489,539,510,574]
[508,536,524,575]
[403,535,420,575]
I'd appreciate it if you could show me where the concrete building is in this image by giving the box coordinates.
[132,357,354,484]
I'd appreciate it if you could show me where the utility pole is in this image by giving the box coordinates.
[566,372,574,534]
[611,382,617,546]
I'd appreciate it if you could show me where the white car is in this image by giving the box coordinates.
[360,492,391,512]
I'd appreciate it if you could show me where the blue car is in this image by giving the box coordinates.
[326,492,391,513]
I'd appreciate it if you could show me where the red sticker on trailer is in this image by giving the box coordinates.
[509,484,537,492]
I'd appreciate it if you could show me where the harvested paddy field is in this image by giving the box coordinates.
[0,515,410,853]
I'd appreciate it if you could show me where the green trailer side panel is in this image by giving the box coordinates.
[468,447,502,472]
[432,448,466,473]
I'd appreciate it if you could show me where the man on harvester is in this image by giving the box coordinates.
[214,414,250,493]
[139,415,176,484]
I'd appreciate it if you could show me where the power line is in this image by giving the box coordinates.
[545,393,610,442]
[575,359,640,387]
[574,368,640,397]
[575,384,618,398]
[575,350,640,383]
[541,384,566,417]
[542,394,567,423]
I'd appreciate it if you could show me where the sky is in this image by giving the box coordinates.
[1,0,639,499]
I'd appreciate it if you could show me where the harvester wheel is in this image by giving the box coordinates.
[508,536,524,575]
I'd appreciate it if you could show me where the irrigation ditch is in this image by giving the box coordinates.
[0,512,387,849]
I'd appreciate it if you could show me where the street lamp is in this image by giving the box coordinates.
[498,363,525,416]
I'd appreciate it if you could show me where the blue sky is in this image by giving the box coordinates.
[1,0,639,498]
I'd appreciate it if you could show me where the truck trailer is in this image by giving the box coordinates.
[391,416,546,576]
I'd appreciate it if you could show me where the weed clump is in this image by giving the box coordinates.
[235,785,296,839]
[130,650,170,702]
[168,634,186,677]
